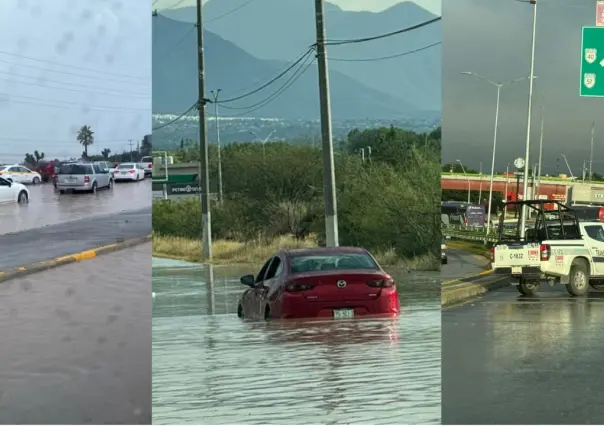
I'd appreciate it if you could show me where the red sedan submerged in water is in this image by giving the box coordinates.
[237,247,400,320]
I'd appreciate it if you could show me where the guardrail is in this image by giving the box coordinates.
[442,225,498,243]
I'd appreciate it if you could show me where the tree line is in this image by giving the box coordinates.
[153,126,442,261]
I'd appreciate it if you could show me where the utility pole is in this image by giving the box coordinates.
[478,162,483,204]
[590,121,595,182]
[314,0,339,247]
[211,89,223,204]
[196,0,212,260]
[128,139,133,161]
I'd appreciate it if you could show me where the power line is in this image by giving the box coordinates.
[0,50,148,81]
[222,57,316,117]
[205,0,257,23]
[152,103,197,130]
[0,58,149,86]
[0,76,150,99]
[0,136,147,146]
[322,17,441,46]
[0,69,149,97]
[329,41,441,62]
[218,47,315,103]
[0,92,149,112]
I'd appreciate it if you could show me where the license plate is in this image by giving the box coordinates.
[512,266,522,274]
[121,171,127,174]
[333,309,354,319]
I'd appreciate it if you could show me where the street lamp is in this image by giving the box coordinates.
[518,0,538,238]
[461,71,538,236]
[456,159,471,204]
[210,89,223,204]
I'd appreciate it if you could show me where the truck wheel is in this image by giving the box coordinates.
[517,279,539,296]
[566,262,589,296]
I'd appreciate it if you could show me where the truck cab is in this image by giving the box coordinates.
[492,200,604,296]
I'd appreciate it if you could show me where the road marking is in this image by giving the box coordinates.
[441,269,494,286]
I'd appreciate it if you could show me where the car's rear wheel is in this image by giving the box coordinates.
[264,305,271,320]
[91,182,98,194]
[108,179,113,190]
[517,278,538,296]
[32,177,40,184]
[59,189,65,194]
[17,190,28,204]
[237,304,244,318]
[566,261,589,296]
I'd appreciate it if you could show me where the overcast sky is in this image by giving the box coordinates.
[154,0,441,15]
[443,0,602,176]
[0,0,151,163]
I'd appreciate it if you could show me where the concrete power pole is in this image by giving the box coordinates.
[128,139,133,161]
[590,121,595,182]
[314,0,339,247]
[196,0,212,260]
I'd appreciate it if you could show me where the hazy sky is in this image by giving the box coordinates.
[443,0,602,176]
[0,0,151,163]
[154,0,442,15]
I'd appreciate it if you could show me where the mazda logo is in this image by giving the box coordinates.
[336,280,347,288]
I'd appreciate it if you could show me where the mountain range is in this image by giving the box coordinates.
[154,0,441,120]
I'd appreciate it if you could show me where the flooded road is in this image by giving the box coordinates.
[0,179,151,235]
[0,243,152,424]
[443,283,604,424]
[152,259,441,425]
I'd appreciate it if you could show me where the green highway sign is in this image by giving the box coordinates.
[580,26,604,97]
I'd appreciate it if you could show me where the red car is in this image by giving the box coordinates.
[237,247,400,320]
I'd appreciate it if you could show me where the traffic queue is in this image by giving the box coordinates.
[0,157,152,205]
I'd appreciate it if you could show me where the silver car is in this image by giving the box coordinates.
[56,163,113,194]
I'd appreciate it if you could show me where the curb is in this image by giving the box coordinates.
[0,234,152,283]
[442,276,508,307]
[441,268,494,286]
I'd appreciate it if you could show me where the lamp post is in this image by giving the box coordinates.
[461,71,538,236]
[457,159,471,204]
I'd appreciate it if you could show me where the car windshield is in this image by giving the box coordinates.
[58,164,89,174]
[289,253,378,273]
[118,164,135,169]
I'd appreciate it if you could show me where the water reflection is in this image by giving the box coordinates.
[152,260,441,425]
[0,180,151,234]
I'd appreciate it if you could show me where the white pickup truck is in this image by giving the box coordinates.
[492,200,604,296]
[138,156,153,177]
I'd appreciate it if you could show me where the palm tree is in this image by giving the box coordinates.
[76,125,94,159]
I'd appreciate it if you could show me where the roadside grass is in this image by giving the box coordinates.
[152,232,438,271]
[446,239,491,258]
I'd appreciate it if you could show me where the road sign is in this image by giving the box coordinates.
[580,26,604,97]
[597,1,604,26]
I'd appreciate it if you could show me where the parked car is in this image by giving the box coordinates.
[237,247,400,320]
[114,163,145,182]
[93,161,117,177]
[37,160,60,182]
[0,176,29,204]
[0,164,42,184]
[139,156,153,177]
[56,162,113,194]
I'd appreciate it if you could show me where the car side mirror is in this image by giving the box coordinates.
[240,274,255,287]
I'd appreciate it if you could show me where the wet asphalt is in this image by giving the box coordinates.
[443,280,604,424]
[441,248,488,282]
[0,243,151,424]
[0,207,151,270]
[0,179,151,235]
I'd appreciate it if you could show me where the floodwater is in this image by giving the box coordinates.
[152,258,441,425]
[0,179,151,234]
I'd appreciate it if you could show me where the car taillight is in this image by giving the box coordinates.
[367,279,395,288]
[540,244,551,261]
[598,207,604,222]
[129,170,135,173]
[285,282,314,292]
[490,247,495,263]
[84,176,90,183]
[148,163,152,168]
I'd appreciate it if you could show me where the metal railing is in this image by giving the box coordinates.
[442,224,499,243]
